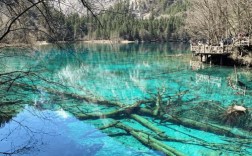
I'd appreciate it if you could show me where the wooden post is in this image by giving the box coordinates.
[202,54,206,62]
[234,65,238,84]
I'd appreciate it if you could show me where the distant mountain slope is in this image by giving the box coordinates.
[59,0,185,19]
[96,0,185,19]
[0,0,188,43]
[129,0,177,18]
[83,0,188,41]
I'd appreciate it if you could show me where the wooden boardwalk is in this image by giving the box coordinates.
[191,45,233,55]
[233,37,250,46]
[191,37,250,55]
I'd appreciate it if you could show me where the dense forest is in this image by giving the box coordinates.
[85,1,187,42]
[42,0,188,42]
[1,0,252,44]
[0,0,188,43]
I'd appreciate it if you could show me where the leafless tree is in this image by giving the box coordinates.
[0,0,105,44]
[186,0,252,44]
[0,1,103,155]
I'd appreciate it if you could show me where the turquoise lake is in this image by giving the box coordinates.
[0,42,251,156]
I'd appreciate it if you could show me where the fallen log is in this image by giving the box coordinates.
[129,114,245,153]
[115,122,186,156]
[11,82,252,139]
[76,100,148,119]
[163,114,251,139]
[153,93,161,116]
[0,100,23,106]
[138,108,252,139]
[130,114,166,138]
[10,82,124,107]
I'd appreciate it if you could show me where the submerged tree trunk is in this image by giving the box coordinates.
[11,82,252,140]
[114,122,186,156]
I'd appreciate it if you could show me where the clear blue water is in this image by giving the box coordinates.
[0,42,251,156]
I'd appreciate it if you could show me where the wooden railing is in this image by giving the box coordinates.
[191,45,233,54]
[191,37,251,54]
[234,37,250,46]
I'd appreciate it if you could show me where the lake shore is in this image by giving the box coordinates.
[35,41,50,46]
[83,40,136,44]
[35,40,136,45]
[0,43,32,48]
[36,40,137,45]
[0,40,136,48]
[0,41,50,48]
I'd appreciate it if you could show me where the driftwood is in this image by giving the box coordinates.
[114,122,186,156]
[100,119,244,155]
[130,114,166,138]
[0,100,23,106]
[139,106,251,139]
[14,82,252,139]
[128,114,245,153]
[10,82,124,107]
[8,82,252,155]
[163,114,251,139]
[77,100,149,119]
